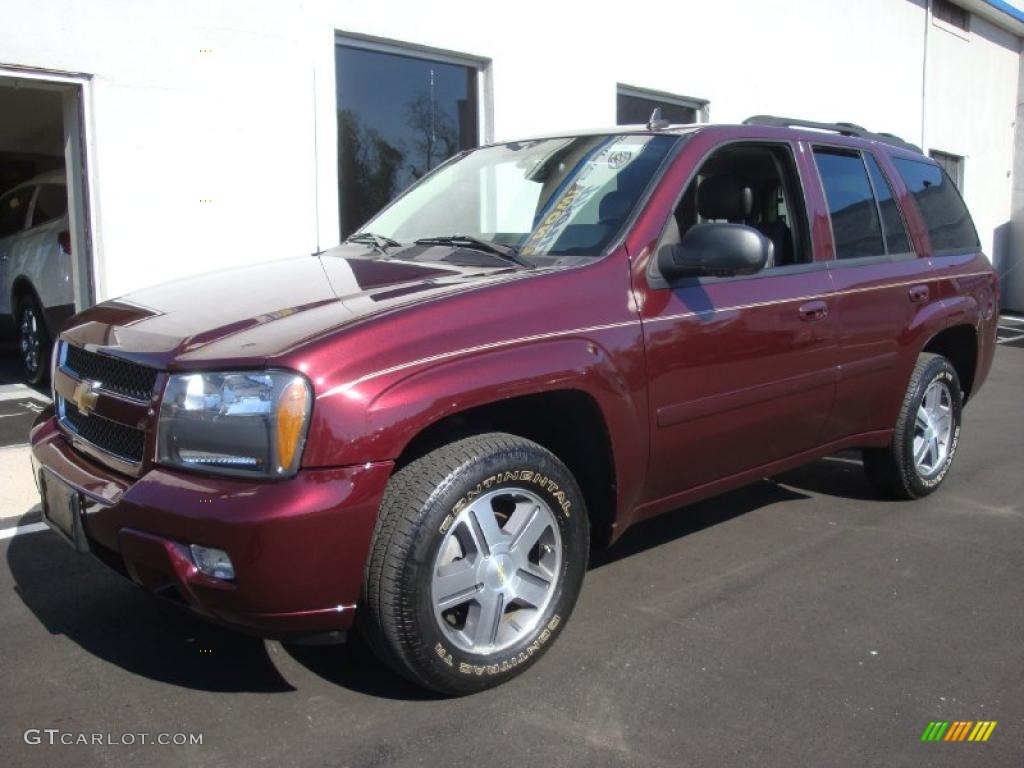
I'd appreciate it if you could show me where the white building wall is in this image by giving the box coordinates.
[0,0,1019,301]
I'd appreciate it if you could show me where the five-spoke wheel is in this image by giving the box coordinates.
[361,433,588,695]
[431,488,562,654]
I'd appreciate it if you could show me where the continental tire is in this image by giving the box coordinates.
[360,433,589,695]
[863,353,963,500]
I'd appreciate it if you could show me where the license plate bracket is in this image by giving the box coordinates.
[40,469,90,553]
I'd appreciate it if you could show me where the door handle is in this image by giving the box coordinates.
[798,300,828,322]
[908,284,929,304]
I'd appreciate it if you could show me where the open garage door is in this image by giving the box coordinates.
[0,72,92,388]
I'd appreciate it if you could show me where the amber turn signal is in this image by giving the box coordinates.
[276,378,310,473]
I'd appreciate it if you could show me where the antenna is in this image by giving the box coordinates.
[647,107,670,131]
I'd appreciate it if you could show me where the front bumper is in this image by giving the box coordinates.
[30,410,393,640]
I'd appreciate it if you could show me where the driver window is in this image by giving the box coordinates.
[662,143,811,269]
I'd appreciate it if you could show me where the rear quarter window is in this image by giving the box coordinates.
[31,184,67,227]
[892,157,979,254]
[0,187,33,238]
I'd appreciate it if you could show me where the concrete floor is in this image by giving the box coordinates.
[0,339,1022,767]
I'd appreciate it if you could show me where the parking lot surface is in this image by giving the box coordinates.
[1,336,1022,768]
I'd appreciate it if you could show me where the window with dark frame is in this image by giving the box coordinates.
[812,149,885,260]
[932,0,970,32]
[335,43,480,239]
[616,86,705,126]
[929,149,964,192]
[864,154,912,254]
[668,143,811,268]
[893,157,979,254]
[31,184,67,227]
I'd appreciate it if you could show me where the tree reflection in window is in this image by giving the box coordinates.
[336,44,479,238]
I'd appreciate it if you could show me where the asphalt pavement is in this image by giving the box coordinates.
[1,335,1022,768]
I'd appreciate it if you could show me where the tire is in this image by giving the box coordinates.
[360,432,589,695]
[863,353,963,500]
[16,293,51,386]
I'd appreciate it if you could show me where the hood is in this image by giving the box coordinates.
[62,245,514,369]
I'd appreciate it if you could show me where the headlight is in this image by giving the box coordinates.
[157,370,312,478]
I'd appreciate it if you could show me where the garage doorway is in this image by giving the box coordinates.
[0,69,92,388]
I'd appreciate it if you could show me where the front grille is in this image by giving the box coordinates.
[64,345,158,402]
[60,397,146,464]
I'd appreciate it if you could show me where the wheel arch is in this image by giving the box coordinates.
[10,276,50,334]
[395,388,620,547]
[921,323,978,402]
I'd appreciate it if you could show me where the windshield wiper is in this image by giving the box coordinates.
[347,231,402,255]
[413,235,534,269]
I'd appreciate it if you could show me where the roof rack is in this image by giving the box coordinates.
[742,115,922,153]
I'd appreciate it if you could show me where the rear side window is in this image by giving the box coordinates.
[892,157,979,254]
[864,154,911,253]
[813,150,884,259]
[31,184,67,227]
[0,187,33,238]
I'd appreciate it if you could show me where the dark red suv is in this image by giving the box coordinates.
[30,116,999,694]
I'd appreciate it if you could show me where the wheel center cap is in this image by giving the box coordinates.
[483,555,514,590]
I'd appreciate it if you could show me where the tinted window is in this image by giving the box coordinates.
[31,184,67,227]
[893,158,979,253]
[929,150,964,190]
[864,155,911,253]
[617,92,696,125]
[336,44,479,239]
[813,150,884,259]
[0,187,32,238]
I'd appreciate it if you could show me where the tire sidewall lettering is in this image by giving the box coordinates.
[419,455,585,682]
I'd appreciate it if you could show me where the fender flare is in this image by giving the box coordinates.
[307,336,648,521]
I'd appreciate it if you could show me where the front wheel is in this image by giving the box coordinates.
[360,433,589,695]
[863,353,963,499]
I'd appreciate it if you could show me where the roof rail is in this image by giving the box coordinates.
[742,115,922,153]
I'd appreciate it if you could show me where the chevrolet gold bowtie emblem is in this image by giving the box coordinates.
[72,380,100,416]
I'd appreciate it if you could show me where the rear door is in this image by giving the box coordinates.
[20,183,71,310]
[813,147,934,441]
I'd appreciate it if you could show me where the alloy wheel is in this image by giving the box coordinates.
[913,379,953,476]
[19,305,41,377]
[431,487,562,655]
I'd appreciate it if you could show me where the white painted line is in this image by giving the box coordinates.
[0,521,49,540]
[0,388,50,404]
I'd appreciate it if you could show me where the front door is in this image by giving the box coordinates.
[633,138,837,504]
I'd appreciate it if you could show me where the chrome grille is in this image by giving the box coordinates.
[63,345,158,402]
[59,396,146,464]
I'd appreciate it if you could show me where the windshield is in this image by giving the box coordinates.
[358,134,677,259]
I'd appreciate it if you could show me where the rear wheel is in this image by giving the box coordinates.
[863,353,963,499]
[16,294,51,386]
[360,433,589,695]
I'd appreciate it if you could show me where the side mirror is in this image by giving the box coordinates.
[658,222,772,282]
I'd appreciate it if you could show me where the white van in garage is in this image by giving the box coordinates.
[0,170,73,384]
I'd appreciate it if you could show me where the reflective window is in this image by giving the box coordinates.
[31,184,67,227]
[617,90,698,125]
[361,134,677,259]
[893,157,978,254]
[929,149,964,191]
[813,150,884,259]
[0,186,32,238]
[336,44,479,238]
[864,154,911,254]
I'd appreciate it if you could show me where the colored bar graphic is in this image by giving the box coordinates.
[921,720,996,742]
